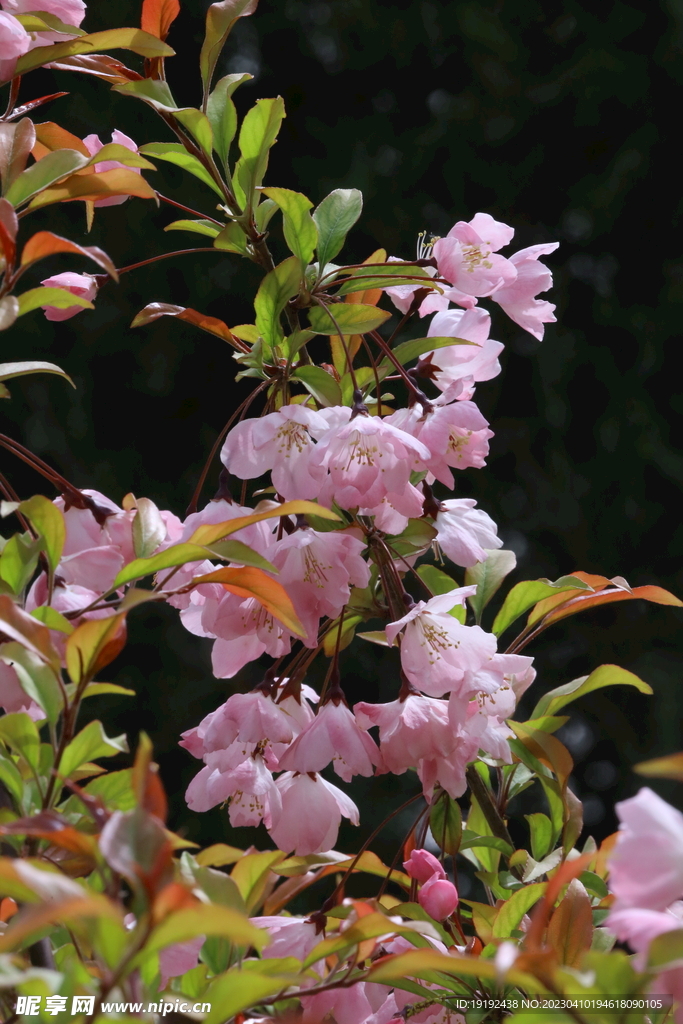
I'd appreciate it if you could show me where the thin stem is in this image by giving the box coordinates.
[312,299,359,392]
[117,248,218,276]
[369,330,431,407]
[156,192,224,225]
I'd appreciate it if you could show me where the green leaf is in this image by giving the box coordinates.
[112,77,176,109]
[459,830,513,856]
[213,220,249,254]
[292,365,342,407]
[254,255,302,353]
[13,27,175,77]
[16,287,94,317]
[138,142,223,196]
[262,186,317,266]
[132,497,166,559]
[230,850,285,912]
[308,302,391,336]
[0,532,43,595]
[283,329,315,361]
[525,812,553,861]
[199,0,258,99]
[18,495,66,578]
[164,218,220,238]
[60,769,135,815]
[174,108,214,157]
[193,863,246,913]
[332,263,435,296]
[491,575,594,638]
[207,539,278,573]
[203,969,294,1024]
[65,613,127,684]
[647,928,683,969]
[15,11,86,36]
[429,790,462,856]
[0,360,75,393]
[532,664,653,718]
[465,550,517,624]
[492,882,546,939]
[207,73,253,166]
[385,336,478,377]
[140,905,265,962]
[0,713,41,773]
[112,542,216,589]
[416,565,466,622]
[78,682,136,699]
[313,188,363,270]
[235,96,285,209]
[0,642,62,726]
[4,149,87,207]
[0,755,24,805]
[61,720,129,778]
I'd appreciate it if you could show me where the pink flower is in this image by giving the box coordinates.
[386,590,496,697]
[417,401,494,486]
[158,936,204,990]
[424,307,504,399]
[277,698,382,782]
[310,410,431,515]
[0,11,30,82]
[433,498,502,568]
[490,242,559,340]
[202,689,296,748]
[354,694,454,773]
[1,0,85,39]
[268,771,359,854]
[40,271,98,322]
[403,848,445,883]
[608,788,683,912]
[221,405,329,500]
[607,903,683,956]
[432,213,517,303]
[418,874,459,920]
[83,129,140,207]
[301,984,376,1024]
[185,754,282,828]
[250,915,321,961]
[0,660,42,719]
[417,738,479,801]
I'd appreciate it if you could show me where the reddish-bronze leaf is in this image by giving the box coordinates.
[21,231,118,279]
[46,54,143,83]
[132,733,168,823]
[33,120,90,159]
[0,199,18,269]
[0,811,98,857]
[65,613,128,685]
[524,852,593,953]
[28,168,158,210]
[130,302,249,352]
[141,0,181,41]
[191,565,305,637]
[547,879,593,967]
[531,583,683,631]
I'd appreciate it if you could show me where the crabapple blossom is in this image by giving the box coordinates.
[424,307,504,399]
[0,11,30,82]
[40,271,98,321]
[417,401,494,485]
[250,915,321,962]
[268,771,359,854]
[83,129,140,207]
[221,404,328,499]
[185,754,282,827]
[301,984,379,1024]
[277,695,382,782]
[416,737,480,801]
[490,242,560,341]
[433,497,502,568]
[608,787,683,912]
[354,693,454,773]
[158,937,204,990]
[432,213,517,304]
[385,589,497,697]
[418,873,459,920]
[403,848,445,883]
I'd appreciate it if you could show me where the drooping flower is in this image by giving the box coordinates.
[403,848,445,883]
[490,242,559,341]
[40,271,98,322]
[185,754,282,828]
[385,589,496,698]
[267,771,359,855]
[221,405,329,500]
[424,307,504,399]
[83,129,140,207]
[417,401,494,486]
[608,788,683,912]
[354,693,454,773]
[432,213,517,305]
[418,873,459,920]
[277,697,382,782]
[433,498,502,568]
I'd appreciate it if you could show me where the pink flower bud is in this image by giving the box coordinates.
[40,271,97,321]
[418,874,459,920]
[403,848,445,884]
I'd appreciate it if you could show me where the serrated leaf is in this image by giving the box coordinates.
[491,575,593,637]
[465,549,517,624]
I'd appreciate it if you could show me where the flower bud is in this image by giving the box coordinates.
[418,874,459,920]
[403,847,446,884]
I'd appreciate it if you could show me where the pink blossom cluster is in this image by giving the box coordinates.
[0,0,86,82]
[387,211,559,342]
[607,788,683,1020]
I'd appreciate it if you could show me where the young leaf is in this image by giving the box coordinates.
[292,365,342,407]
[4,148,88,208]
[164,218,220,238]
[138,142,223,192]
[332,263,436,296]
[60,720,129,777]
[528,581,683,632]
[235,96,285,208]
[491,882,547,939]
[143,904,265,962]
[465,549,517,624]
[141,0,180,41]
[213,220,249,254]
[313,188,363,270]
[429,790,462,857]
[308,302,391,336]
[532,663,653,719]
[491,575,593,637]
[207,73,253,166]
[132,497,167,559]
[16,286,94,317]
[20,231,118,279]
[13,28,175,77]
[65,613,128,684]
[27,167,158,210]
[634,750,683,782]
[0,533,43,594]
[189,566,305,636]
[254,255,302,352]
[0,595,60,670]
[202,969,292,1024]
[509,721,573,791]
[173,108,214,158]
[18,495,66,577]
[0,360,75,395]
[0,643,62,726]
[200,0,259,98]
[525,812,553,861]
[230,850,285,911]
[262,187,318,266]
[131,303,246,351]
[547,878,593,967]
[0,119,37,194]
[188,500,339,547]
[0,713,42,773]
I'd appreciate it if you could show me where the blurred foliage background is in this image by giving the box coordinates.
[3,0,682,874]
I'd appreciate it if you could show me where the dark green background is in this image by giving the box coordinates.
[3,0,682,871]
